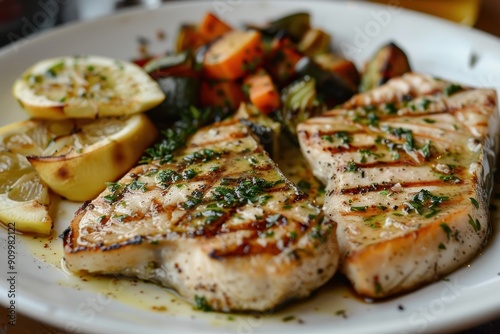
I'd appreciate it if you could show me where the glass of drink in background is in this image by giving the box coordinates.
[367,0,481,26]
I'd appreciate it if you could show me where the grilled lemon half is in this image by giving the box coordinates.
[13,55,165,119]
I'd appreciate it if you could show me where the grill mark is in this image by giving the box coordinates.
[339,179,466,196]
[325,145,373,155]
[341,195,466,218]
[357,159,418,169]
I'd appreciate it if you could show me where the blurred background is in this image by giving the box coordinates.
[0,0,500,48]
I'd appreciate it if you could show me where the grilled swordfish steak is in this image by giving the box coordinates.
[298,73,499,298]
[64,119,339,311]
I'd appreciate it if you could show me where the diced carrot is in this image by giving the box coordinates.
[265,37,303,85]
[203,30,264,80]
[198,12,232,42]
[176,24,208,52]
[200,80,245,109]
[243,70,280,114]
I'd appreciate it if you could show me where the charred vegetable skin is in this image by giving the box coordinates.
[360,42,411,92]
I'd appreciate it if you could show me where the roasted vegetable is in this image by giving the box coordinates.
[360,42,411,92]
[250,12,311,42]
[145,51,197,77]
[145,52,200,123]
[146,76,200,123]
[200,80,245,110]
[265,37,303,86]
[198,12,232,41]
[243,69,281,114]
[298,28,331,56]
[276,76,325,142]
[176,24,208,53]
[203,30,264,80]
[314,53,360,90]
[295,57,356,107]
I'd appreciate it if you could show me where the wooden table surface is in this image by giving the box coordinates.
[1,0,500,333]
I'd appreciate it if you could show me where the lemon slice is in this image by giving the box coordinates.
[0,150,52,235]
[0,114,158,201]
[12,55,166,119]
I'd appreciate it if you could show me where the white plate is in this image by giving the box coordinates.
[1,1,500,333]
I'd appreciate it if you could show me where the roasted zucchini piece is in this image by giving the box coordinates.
[276,76,325,142]
[314,53,360,90]
[145,52,200,123]
[360,42,411,92]
[295,57,356,107]
[144,51,197,77]
[248,12,310,41]
[298,28,331,56]
[146,76,200,124]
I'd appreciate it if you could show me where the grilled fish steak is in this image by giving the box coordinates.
[64,119,339,311]
[298,73,499,298]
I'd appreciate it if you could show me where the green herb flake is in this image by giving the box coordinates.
[384,103,397,115]
[194,295,212,312]
[374,281,383,295]
[438,243,446,250]
[444,84,463,96]
[469,197,479,209]
[345,161,360,173]
[183,190,204,209]
[182,169,198,180]
[423,118,436,124]
[440,223,452,241]
[468,215,481,232]
[351,206,367,212]
[129,179,147,192]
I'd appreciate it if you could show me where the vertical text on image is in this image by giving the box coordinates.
[6,222,17,326]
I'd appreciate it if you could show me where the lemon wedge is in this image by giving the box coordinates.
[0,150,52,235]
[0,114,158,201]
[12,55,165,119]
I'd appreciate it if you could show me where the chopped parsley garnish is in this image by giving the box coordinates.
[184,149,220,164]
[440,223,452,241]
[157,169,181,186]
[469,197,479,209]
[140,107,221,164]
[439,175,461,183]
[202,208,225,224]
[351,206,367,212]
[384,103,398,114]
[129,179,147,192]
[182,169,198,180]
[103,182,124,204]
[183,190,204,209]
[423,118,436,124]
[212,177,283,208]
[345,161,360,173]
[194,295,212,312]
[404,189,449,218]
[468,215,481,232]
[438,243,446,250]
[444,84,463,96]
